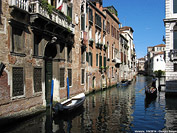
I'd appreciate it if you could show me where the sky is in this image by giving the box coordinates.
[103,0,165,59]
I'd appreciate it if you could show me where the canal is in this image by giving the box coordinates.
[2,75,177,133]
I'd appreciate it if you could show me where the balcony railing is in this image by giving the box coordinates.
[30,1,74,33]
[10,0,29,11]
[170,49,177,61]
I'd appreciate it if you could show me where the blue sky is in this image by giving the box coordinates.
[103,0,165,58]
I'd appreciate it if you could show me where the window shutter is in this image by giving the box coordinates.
[104,56,106,68]
[86,52,89,62]
[96,54,98,66]
[60,68,65,87]
[81,14,85,31]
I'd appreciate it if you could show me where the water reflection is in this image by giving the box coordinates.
[2,76,177,133]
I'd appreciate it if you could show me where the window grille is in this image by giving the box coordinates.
[12,67,24,97]
[34,68,42,92]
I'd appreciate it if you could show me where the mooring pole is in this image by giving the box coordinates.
[50,80,54,113]
[67,77,70,99]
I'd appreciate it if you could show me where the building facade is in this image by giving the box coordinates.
[0,0,86,117]
[0,0,137,118]
[164,0,177,94]
[120,26,136,81]
[146,44,166,76]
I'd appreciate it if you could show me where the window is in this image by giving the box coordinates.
[104,56,106,68]
[174,30,177,49]
[174,0,177,13]
[67,46,72,62]
[60,68,65,87]
[81,14,85,31]
[59,44,65,59]
[12,67,24,97]
[117,30,119,40]
[67,5,72,22]
[89,8,93,22]
[111,25,113,37]
[174,64,177,72]
[95,13,102,28]
[12,27,25,53]
[68,69,72,86]
[81,48,85,64]
[96,53,98,66]
[99,54,102,68]
[34,34,42,56]
[107,42,110,59]
[107,21,110,34]
[34,68,42,92]
[86,52,92,66]
[89,52,93,66]
[81,69,85,84]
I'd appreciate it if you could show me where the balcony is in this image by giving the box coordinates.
[170,49,177,61]
[30,1,75,34]
[9,0,75,34]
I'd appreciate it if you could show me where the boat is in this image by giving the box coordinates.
[145,86,157,98]
[119,80,129,86]
[53,93,85,115]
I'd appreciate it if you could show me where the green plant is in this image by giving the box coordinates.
[66,16,72,23]
[153,70,165,91]
[40,0,55,15]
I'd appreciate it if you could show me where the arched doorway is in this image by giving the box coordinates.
[44,38,57,105]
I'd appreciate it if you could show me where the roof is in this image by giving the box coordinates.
[120,26,134,33]
[154,44,166,47]
[138,58,145,60]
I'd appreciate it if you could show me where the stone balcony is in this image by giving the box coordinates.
[9,0,75,34]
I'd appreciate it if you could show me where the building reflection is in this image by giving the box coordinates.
[164,97,177,130]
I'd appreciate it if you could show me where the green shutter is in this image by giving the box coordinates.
[99,55,102,68]
[81,14,85,31]
[104,57,106,68]
[86,52,89,62]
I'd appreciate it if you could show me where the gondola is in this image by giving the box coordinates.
[53,93,85,115]
[145,86,157,98]
[119,80,129,86]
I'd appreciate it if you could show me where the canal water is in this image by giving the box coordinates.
[2,75,177,133]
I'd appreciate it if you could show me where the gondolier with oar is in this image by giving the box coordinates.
[152,75,157,88]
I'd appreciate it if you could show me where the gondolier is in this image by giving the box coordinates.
[152,76,157,88]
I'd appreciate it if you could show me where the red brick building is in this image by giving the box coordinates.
[0,0,84,117]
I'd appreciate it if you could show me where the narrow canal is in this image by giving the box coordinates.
[2,75,177,133]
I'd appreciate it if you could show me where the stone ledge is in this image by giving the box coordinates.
[0,105,46,127]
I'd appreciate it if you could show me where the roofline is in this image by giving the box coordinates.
[103,8,120,24]
[87,1,106,18]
